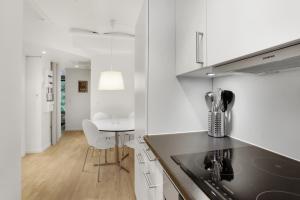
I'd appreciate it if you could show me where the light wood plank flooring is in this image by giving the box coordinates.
[22,131,135,200]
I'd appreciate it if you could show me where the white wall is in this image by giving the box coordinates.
[21,57,26,157]
[135,0,148,135]
[40,58,52,150]
[56,66,62,139]
[25,57,52,153]
[91,54,134,118]
[26,58,43,152]
[65,69,91,130]
[147,0,211,134]
[0,0,23,198]
[213,70,300,160]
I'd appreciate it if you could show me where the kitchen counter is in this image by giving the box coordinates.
[144,131,250,200]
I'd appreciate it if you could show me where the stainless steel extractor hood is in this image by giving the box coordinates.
[214,38,300,75]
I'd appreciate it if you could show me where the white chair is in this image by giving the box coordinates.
[92,112,110,121]
[82,119,115,182]
[119,112,135,169]
[124,112,135,148]
[93,112,114,136]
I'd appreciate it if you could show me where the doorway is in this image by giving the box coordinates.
[61,75,66,131]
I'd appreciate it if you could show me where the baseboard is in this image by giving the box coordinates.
[21,151,26,157]
[26,142,51,154]
[42,142,51,151]
[64,129,83,132]
[26,149,43,154]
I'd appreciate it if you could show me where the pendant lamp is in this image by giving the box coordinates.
[98,20,125,91]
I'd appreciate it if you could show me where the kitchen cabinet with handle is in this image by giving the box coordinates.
[163,172,184,200]
[135,137,163,200]
[134,0,210,198]
[207,0,300,66]
[176,0,207,75]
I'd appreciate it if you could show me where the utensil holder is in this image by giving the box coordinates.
[208,111,225,138]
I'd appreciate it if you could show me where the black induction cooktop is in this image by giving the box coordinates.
[171,146,300,200]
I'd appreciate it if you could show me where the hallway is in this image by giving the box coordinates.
[22,132,135,200]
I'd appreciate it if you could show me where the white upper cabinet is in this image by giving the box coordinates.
[207,0,300,66]
[175,0,207,75]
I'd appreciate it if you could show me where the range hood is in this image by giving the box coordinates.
[215,38,300,75]
[179,38,300,77]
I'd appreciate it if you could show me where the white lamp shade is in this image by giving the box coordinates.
[98,71,125,90]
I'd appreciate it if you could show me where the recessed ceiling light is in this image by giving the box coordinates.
[207,73,215,77]
[42,51,47,55]
[74,65,79,68]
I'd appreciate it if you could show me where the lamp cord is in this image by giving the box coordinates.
[110,20,115,71]
[110,34,113,71]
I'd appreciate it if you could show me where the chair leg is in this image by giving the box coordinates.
[120,135,124,167]
[121,135,124,157]
[98,149,102,183]
[82,146,91,172]
[123,134,129,168]
[91,147,95,157]
[105,149,107,163]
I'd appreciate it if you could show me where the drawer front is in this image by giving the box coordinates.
[136,148,151,173]
[141,169,157,200]
[143,147,156,162]
[136,164,151,200]
[136,135,146,144]
[135,152,157,200]
[163,172,180,200]
[135,139,163,200]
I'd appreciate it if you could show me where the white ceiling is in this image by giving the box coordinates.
[33,0,143,34]
[23,0,143,68]
[24,42,91,69]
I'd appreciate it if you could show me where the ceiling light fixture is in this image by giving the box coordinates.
[42,51,47,55]
[98,20,125,91]
[74,65,79,68]
[207,73,215,77]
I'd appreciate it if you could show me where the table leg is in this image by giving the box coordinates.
[115,131,120,166]
[94,131,129,172]
[117,132,130,173]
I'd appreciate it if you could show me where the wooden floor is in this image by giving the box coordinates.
[22,131,136,200]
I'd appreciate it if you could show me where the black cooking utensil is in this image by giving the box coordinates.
[220,90,234,112]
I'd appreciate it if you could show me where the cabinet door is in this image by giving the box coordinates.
[135,146,164,200]
[150,160,163,200]
[135,144,151,200]
[176,0,207,75]
[207,0,300,66]
[135,0,148,136]
[163,173,179,200]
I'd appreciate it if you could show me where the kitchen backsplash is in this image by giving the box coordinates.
[213,69,300,161]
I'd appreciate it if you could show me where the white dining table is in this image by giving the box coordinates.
[93,118,135,172]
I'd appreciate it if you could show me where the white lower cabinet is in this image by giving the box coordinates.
[163,173,181,200]
[135,136,163,200]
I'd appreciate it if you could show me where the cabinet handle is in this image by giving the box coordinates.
[196,32,204,64]
[144,149,156,161]
[262,54,275,60]
[143,171,157,189]
[136,153,145,164]
[137,136,145,144]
